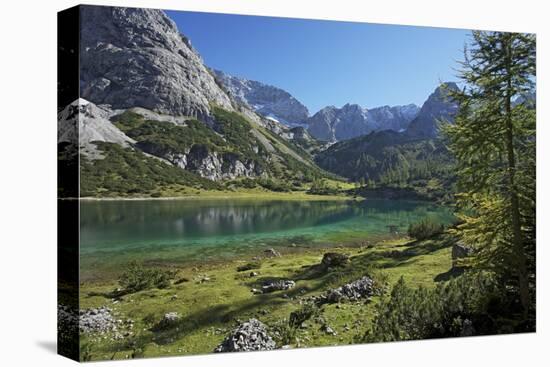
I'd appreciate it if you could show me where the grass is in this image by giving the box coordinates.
[78,234,454,361]
[80,184,358,201]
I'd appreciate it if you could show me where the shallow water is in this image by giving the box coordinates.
[78,199,454,278]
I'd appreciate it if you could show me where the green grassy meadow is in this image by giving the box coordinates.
[78,234,454,361]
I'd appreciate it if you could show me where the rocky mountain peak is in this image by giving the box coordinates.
[79,6,232,120]
[406,82,459,138]
[307,102,419,142]
[213,70,309,125]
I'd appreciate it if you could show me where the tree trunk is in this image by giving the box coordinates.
[503,35,530,317]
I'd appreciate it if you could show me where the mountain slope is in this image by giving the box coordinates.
[213,69,309,125]
[79,5,232,120]
[406,82,458,138]
[315,83,459,192]
[59,6,333,197]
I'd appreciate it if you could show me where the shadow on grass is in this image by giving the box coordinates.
[434,267,465,282]
[103,235,456,353]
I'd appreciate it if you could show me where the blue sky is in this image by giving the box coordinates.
[166,10,470,113]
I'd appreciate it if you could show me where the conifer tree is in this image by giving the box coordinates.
[443,31,536,317]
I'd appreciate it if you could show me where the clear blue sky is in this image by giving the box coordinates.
[166,10,469,113]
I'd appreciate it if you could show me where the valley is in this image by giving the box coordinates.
[57,5,536,362]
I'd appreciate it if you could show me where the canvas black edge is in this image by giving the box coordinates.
[57,5,81,362]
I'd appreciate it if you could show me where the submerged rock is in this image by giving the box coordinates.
[214,319,276,352]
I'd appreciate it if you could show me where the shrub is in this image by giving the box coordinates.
[407,219,444,240]
[364,272,515,342]
[289,303,320,328]
[118,261,177,293]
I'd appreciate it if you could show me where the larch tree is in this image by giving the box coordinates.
[443,31,536,317]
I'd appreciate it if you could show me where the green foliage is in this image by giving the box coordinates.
[80,142,221,197]
[316,132,456,200]
[211,106,267,162]
[442,31,536,315]
[257,178,292,192]
[289,303,320,328]
[407,219,445,240]
[307,179,339,195]
[118,261,177,293]
[365,273,514,342]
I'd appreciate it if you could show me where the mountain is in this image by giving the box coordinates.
[58,98,135,160]
[79,6,232,120]
[60,6,328,197]
[315,83,459,192]
[405,82,459,138]
[213,70,309,125]
[307,103,419,142]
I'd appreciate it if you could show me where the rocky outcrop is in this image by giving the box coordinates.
[406,82,459,138]
[58,99,135,159]
[315,276,375,304]
[136,142,262,181]
[79,6,232,120]
[307,103,419,142]
[214,69,309,125]
[214,319,276,352]
[78,306,117,333]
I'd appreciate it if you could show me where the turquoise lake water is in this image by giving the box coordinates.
[79,199,454,277]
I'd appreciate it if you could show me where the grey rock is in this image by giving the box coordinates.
[264,248,282,258]
[78,306,118,333]
[58,99,135,160]
[406,82,459,138]
[321,324,337,336]
[79,6,232,120]
[154,312,180,331]
[214,319,276,352]
[214,69,309,125]
[307,103,419,142]
[262,280,295,293]
[315,276,375,304]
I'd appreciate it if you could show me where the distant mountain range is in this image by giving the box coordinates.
[59,6,471,197]
[213,71,427,142]
[306,103,420,142]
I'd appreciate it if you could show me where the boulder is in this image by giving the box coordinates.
[264,248,282,258]
[262,280,295,293]
[321,252,349,268]
[452,242,473,267]
[315,276,375,304]
[154,312,180,331]
[214,319,276,352]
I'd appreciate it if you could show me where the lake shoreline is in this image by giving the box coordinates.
[65,192,361,202]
